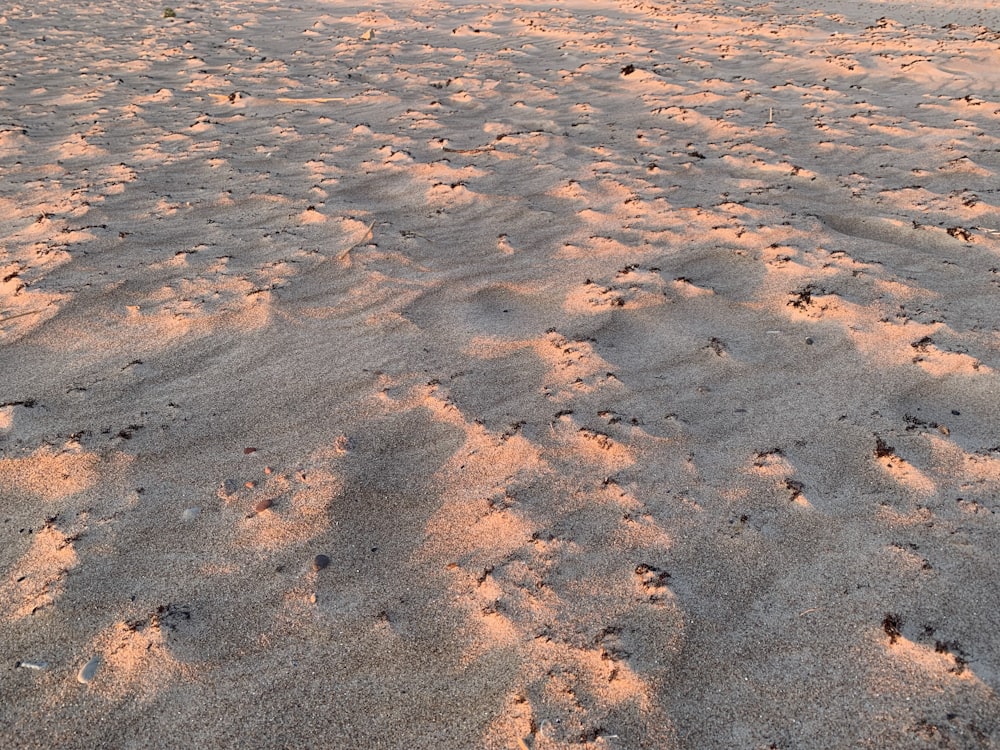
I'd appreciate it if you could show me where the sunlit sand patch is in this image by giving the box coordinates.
[450,563,532,659]
[80,620,193,700]
[746,449,815,508]
[0,127,29,155]
[878,631,983,685]
[54,132,107,160]
[718,153,816,180]
[418,177,480,208]
[97,162,138,194]
[779,284,951,371]
[0,286,66,343]
[563,269,669,314]
[467,332,620,402]
[412,383,467,428]
[558,234,638,260]
[10,213,71,243]
[875,443,938,498]
[917,432,1000,490]
[937,155,997,179]
[869,276,930,302]
[296,206,327,224]
[422,442,544,568]
[653,105,742,139]
[479,689,540,750]
[459,601,521,664]
[909,339,992,377]
[417,417,554,667]
[669,277,715,298]
[130,87,174,106]
[529,332,621,402]
[0,523,79,622]
[544,640,654,709]
[183,73,233,92]
[607,510,674,552]
[789,491,814,510]
[370,371,437,411]
[482,651,666,749]
[547,417,634,473]
[471,564,679,748]
[114,273,275,342]
[0,447,100,501]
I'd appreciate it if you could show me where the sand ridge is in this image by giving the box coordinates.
[2,0,1000,747]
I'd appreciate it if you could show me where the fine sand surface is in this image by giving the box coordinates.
[2,0,1000,747]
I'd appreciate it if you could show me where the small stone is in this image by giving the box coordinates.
[245,480,257,489]
[244,447,257,455]
[312,554,330,572]
[77,655,101,684]
[805,337,814,345]
[263,466,273,475]
[254,497,273,513]
[17,660,48,671]
[181,507,201,522]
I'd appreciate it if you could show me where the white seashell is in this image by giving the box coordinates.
[77,655,101,684]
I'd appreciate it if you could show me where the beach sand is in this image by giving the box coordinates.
[2,0,999,747]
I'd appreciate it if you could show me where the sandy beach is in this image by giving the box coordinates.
[2,0,1000,747]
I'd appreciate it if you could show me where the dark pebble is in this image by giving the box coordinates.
[244,447,257,455]
[805,337,814,345]
[312,554,330,572]
[952,410,961,416]
[254,497,273,513]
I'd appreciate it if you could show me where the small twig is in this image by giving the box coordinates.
[0,309,45,323]
[275,96,351,104]
[798,607,819,617]
[443,145,496,155]
[209,93,351,105]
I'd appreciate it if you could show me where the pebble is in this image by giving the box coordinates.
[312,554,331,572]
[244,447,257,455]
[17,660,48,671]
[245,480,257,489]
[181,507,201,522]
[254,497,273,513]
[263,466,273,475]
[77,655,101,684]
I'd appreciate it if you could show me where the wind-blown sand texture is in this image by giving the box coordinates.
[2,0,1000,747]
